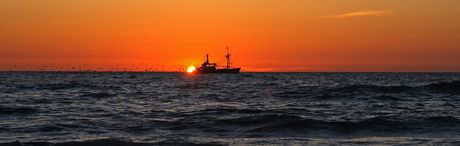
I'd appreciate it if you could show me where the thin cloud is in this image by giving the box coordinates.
[317,10,393,18]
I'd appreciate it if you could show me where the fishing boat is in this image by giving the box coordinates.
[191,47,241,73]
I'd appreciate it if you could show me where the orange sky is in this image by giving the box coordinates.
[1,0,459,72]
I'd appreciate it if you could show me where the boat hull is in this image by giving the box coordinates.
[195,68,240,74]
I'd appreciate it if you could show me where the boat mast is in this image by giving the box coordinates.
[225,47,231,69]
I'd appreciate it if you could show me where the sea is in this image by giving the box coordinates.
[0,72,459,145]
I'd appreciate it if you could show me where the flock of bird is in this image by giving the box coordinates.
[8,62,196,72]
[7,52,246,72]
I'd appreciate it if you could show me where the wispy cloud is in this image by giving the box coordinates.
[316,10,393,18]
[426,8,442,12]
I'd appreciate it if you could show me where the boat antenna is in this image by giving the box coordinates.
[225,47,231,69]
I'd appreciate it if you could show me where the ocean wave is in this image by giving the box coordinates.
[16,85,35,89]
[373,95,403,101]
[201,108,266,115]
[33,81,123,92]
[0,106,40,115]
[7,139,141,146]
[425,116,460,125]
[326,81,460,95]
[3,137,460,146]
[275,81,460,99]
[80,92,117,99]
[176,82,206,89]
[211,114,460,135]
[40,81,81,90]
[422,81,460,94]
[327,85,413,94]
[426,80,460,88]
[5,138,227,146]
[38,125,64,132]
[2,72,459,145]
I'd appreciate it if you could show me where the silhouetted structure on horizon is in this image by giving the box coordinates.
[193,47,241,73]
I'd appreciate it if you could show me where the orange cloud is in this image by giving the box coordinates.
[317,10,393,18]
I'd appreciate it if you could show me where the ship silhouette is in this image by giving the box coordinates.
[193,47,241,73]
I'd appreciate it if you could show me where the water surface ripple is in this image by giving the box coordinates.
[0,72,459,145]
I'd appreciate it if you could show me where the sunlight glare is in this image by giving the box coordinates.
[187,67,196,73]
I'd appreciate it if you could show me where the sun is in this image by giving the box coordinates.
[187,67,196,73]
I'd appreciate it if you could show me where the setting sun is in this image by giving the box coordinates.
[1,1,460,72]
[1,1,459,145]
[187,67,196,73]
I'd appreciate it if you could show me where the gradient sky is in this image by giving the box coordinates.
[1,0,459,72]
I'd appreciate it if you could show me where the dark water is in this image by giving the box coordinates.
[1,72,459,145]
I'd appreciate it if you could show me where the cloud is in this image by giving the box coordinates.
[317,10,393,18]
[426,8,442,12]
